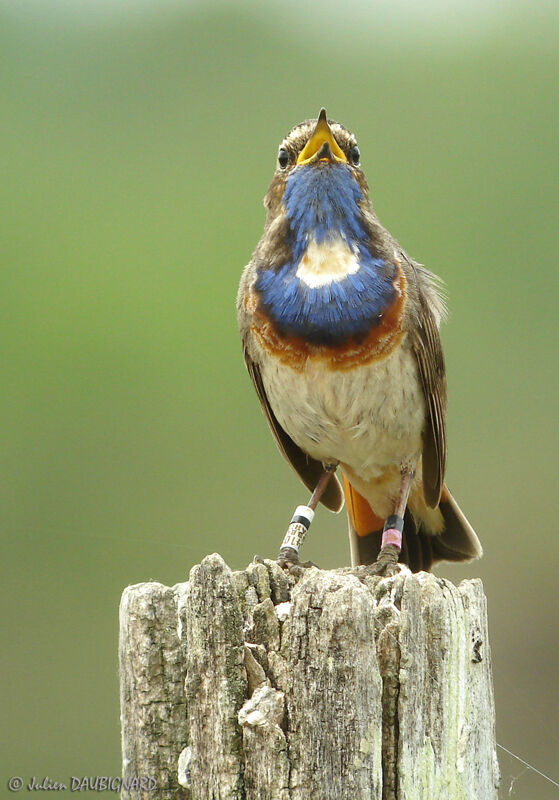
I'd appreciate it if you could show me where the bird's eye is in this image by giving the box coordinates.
[278,148,289,169]
[349,145,360,165]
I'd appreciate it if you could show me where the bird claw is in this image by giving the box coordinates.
[366,545,401,578]
[276,548,318,577]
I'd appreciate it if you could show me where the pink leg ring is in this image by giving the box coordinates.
[381,528,402,551]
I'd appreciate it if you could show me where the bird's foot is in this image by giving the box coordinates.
[366,544,401,578]
[366,515,405,577]
[275,547,317,578]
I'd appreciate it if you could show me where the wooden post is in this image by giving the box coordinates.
[119,554,500,800]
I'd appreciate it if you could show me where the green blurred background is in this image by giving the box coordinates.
[2,1,558,797]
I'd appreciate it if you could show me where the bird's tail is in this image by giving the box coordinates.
[342,477,482,572]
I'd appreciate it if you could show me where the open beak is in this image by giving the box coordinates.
[296,108,347,166]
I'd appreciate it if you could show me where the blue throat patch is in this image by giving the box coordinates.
[255,163,397,346]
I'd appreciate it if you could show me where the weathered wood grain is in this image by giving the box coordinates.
[119,582,189,800]
[119,554,499,800]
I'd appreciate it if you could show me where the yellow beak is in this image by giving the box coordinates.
[296,108,347,165]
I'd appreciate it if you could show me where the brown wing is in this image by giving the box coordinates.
[410,282,447,508]
[243,348,344,512]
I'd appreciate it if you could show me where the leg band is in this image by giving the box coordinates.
[280,505,315,553]
[382,514,404,552]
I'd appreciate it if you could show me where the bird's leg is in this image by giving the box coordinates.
[275,462,338,574]
[369,466,415,577]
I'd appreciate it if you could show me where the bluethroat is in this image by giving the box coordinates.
[237,110,482,574]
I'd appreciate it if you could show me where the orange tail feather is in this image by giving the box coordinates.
[341,474,384,537]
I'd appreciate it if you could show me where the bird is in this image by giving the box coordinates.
[237,109,482,573]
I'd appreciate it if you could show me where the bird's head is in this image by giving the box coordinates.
[260,109,375,264]
[264,109,370,223]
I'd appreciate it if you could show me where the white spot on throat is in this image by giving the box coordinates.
[296,237,361,288]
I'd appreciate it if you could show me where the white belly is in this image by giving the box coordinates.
[260,342,425,484]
